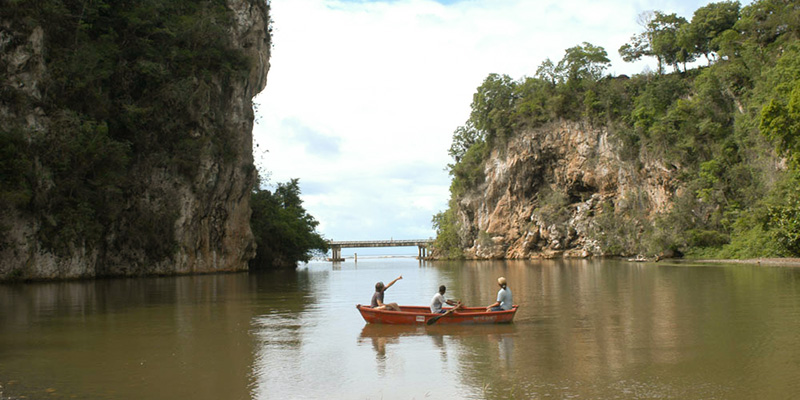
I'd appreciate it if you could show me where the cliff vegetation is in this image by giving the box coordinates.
[0,0,277,279]
[434,0,800,260]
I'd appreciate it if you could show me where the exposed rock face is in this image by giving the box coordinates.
[454,120,679,259]
[0,1,270,280]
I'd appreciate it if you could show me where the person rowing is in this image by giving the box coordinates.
[429,285,461,313]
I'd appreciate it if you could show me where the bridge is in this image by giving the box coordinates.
[328,239,433,261]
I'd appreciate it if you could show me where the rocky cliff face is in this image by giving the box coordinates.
[0,0,270,280]
[454,120,681,259]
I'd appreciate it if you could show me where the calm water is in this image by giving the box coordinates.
[2,258,800,399]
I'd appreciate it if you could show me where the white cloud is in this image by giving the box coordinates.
[253,0,742,242]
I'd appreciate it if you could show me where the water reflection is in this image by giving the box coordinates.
[0,273,261,400]
[358,325,426,376]
[356,323,518,386]
[3,259,800,399]
[251,312,305,393]
[494,331,514,368]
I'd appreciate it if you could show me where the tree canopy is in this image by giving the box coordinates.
[557,42,611,83]
[250,179,328,269]
[687,1,741,63]
[619,11,692,73]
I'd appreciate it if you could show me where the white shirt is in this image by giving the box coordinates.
[430,292,447,313]
[496,287,512,310]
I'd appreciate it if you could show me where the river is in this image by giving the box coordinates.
[1,258,799,399]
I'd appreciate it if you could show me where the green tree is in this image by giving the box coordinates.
[676,24,699,71]
[448,122,484,163]
[556,42,611,83]
[619,33,651,64]
[535,58,559,85]
[620,11,691,73]
[250,179,328,269]
[513,76,558,127]
[768,190,800,256]
[619,11,659,65]
[470,73,517,143]
[432,205,463,259]
[735,0,800,48]
[448,141,488,197]
[688,1,741,64]
[759,45,800,166]
[649,12,691,73]
[761,84,800,165]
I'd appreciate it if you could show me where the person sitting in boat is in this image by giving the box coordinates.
[430,285,461,313]
[371,275,402,311]
[486,277,512,312]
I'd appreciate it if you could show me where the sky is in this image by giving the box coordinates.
[252,0,748,243]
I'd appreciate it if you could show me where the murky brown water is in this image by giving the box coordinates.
[2,258,800,399]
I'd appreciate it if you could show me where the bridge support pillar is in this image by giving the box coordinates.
[417,245,428,259]
[329,245,345,262]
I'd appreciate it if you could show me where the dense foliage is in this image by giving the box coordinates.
[1,1,250,259]
[434,0,800,259]
[250,178,328,269]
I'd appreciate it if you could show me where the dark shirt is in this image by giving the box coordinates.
[371,290,384,307]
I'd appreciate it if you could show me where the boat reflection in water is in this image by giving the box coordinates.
[357,323,517,378]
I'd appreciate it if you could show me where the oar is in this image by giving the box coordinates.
[427,303,460,325]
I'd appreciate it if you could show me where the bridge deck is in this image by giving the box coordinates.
[329,239,432,248]
[327,239,432,261]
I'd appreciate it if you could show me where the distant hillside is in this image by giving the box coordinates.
[433,0,800,260]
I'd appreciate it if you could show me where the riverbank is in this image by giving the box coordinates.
[678,258,800,267]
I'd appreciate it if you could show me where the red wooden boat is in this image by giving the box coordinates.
[356,304,518,325]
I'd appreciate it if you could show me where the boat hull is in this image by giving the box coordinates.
[356,304,518,325]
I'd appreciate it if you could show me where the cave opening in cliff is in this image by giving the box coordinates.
[568,182,597,204]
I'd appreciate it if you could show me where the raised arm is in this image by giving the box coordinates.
[384,275,403,290]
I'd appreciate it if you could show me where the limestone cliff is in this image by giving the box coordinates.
[0,0,270,280]
[438,1,800,260]
[453,120,681,259]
